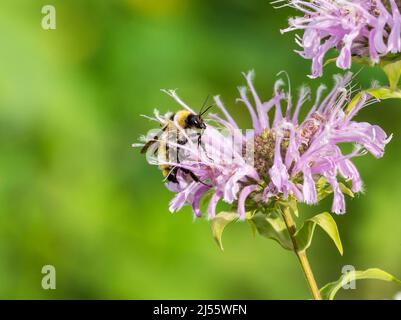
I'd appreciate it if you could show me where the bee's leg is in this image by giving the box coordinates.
[166,167,178,183]
[187,170,200,182]
[197,133,202,147]
[194,175,211,187]
[181,168,211,187]
[175,136,187,163]
[153,135,160,155]
[199,131,213,161]
[153,136,159,156]
[176,144,182,165]
[177,137,188,145]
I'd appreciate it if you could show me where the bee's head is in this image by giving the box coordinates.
[186,114,206,129]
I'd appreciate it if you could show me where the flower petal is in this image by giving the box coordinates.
[238,185,258,220]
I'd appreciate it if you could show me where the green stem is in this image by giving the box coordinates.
[282,207,322,300]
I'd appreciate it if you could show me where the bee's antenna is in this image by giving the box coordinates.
[200,104,214,116]
[199,94,210,115]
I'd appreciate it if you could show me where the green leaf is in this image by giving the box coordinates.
[250,211,293,250]
[320,268,401,300]
[346,84,401,116]
[339,182,354,198]
[246,213,257,237]
[295,212,343,255]
[316,177,334,201]
[347,88,401,115]
[210,212,238,251]
[346,92,364,114]
[347,87,401,114]
[315,177,354,201]
[381,57,401,91]
[366,87,401,100]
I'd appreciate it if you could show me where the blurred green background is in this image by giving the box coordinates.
[0,0,400,299]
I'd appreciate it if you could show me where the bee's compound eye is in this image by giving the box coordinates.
[196,117,203,126]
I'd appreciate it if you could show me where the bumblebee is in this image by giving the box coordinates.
[141,107,210,183]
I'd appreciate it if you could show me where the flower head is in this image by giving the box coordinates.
[136,71,391,219]
[277,0,401,78]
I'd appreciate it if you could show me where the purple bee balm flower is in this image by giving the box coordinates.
[277,0,401,78]
[136,71,391,219]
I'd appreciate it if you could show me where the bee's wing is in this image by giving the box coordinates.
[140,125,168,154]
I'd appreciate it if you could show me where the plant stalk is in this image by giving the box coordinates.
[282,207,322,300]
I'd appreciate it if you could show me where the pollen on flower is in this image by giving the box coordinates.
[253,111,325,179]
[253,129,276,179]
